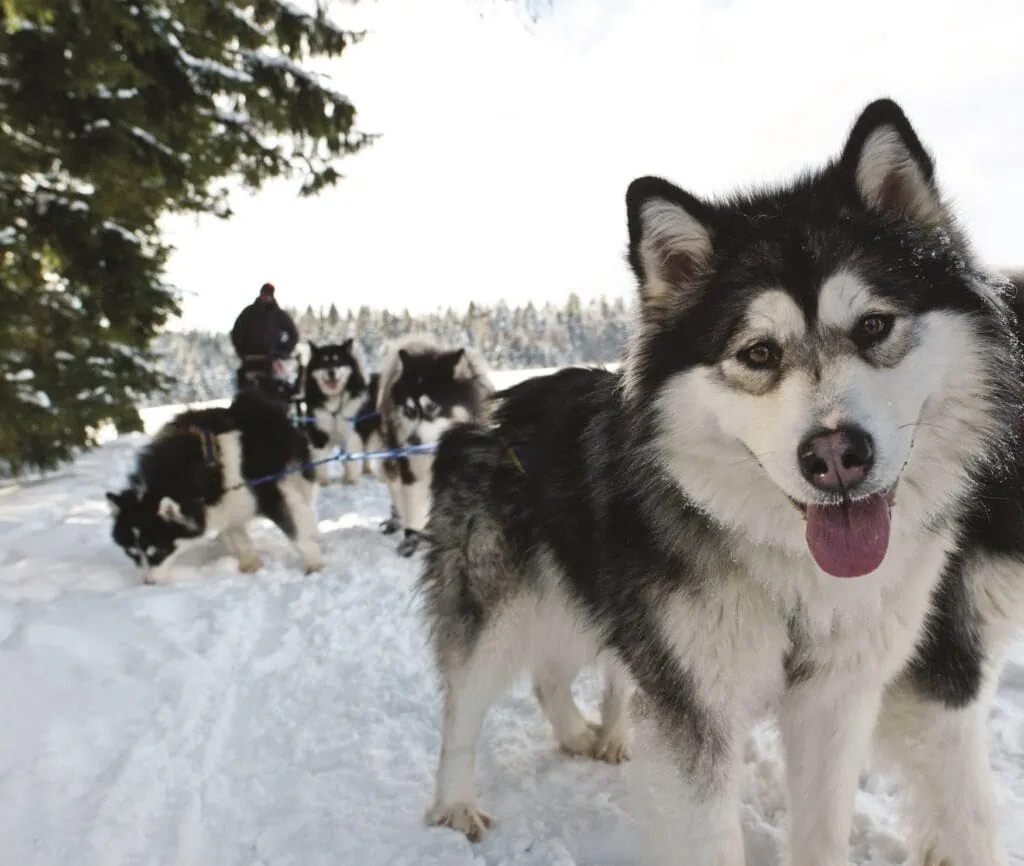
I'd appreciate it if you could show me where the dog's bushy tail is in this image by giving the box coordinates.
[419,421,529,670]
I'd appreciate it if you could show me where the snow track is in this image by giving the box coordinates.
[0,426,1021,865]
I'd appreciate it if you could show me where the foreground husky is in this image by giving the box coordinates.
[378,335,492,557]
[420,99,1024,865]
[107,390,324,583]
[301,338,382,485]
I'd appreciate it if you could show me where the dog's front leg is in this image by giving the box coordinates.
[629,655,747,865]
[312,447,332,486]
[779,675,884,866]
[396,456,433,557]
[873,677,1009,866]
[401,456,433,532]
[639,701,745,866]
[342,429,362,485]
[221,525,262,573]
[143,535,205,585]
[383,474,405,535]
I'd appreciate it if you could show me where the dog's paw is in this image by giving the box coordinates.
[593,730,632,764]
[426,802,493,842]
[304,558,326,575]
[558,722,601,758]
[397,533,422,557]
[380,517,400,535]
[237,554,263,574]
[906,844,1009,866]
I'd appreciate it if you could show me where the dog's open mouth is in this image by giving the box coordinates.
[789,486,897,579]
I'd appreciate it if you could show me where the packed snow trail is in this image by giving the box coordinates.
[0,426,1022,865]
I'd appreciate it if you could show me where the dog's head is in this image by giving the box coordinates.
[624,98,1021,578]
[389,348,477,446]
[308,338,361,397]
[107,486,203,571]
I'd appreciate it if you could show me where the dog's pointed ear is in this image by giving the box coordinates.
[342,337,354,352]
[397,348,410,371]
[307,340,318,353]
[157,496,198,531]
[445,348,474,381]
[840,98,945,227]
[626,176,714,316]
[106,491,122,515]
[157,496,184,524]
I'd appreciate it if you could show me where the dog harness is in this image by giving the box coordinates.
[187,425,218,467]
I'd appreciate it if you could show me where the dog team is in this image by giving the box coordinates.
[108,99,1024,866]
[107,332,495,581]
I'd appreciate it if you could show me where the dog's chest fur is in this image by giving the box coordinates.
[724,524,955,697]
[311,395,362,445]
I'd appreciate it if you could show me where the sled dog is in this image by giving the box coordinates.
[108,389,324,582]
[419,99,1024,866]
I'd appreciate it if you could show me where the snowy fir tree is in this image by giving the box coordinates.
[0,0,371,473]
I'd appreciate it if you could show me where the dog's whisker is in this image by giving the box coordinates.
[896,421,959,437]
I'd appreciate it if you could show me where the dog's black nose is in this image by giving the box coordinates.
[797,426,874,492]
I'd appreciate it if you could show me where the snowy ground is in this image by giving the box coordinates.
[1,376,1022,865]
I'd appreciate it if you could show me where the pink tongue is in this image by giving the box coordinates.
[805,494,891,578]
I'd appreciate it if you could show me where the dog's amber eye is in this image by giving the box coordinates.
[852,313,894,348]
[737,340,781,370]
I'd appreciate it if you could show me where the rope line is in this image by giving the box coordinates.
[242,443,438,489]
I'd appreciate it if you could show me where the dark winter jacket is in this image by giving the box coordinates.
[231,299,299,360]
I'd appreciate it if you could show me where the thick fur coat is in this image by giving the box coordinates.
[418,99,1024,866]
[377,334,492,557]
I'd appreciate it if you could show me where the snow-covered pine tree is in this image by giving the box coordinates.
[0,0,371,473]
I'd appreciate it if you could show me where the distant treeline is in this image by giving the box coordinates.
[148,294,632,406]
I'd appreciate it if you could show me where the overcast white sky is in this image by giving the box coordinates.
[162,0,1024,332]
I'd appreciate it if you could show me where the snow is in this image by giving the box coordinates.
[129,126,189,163]
[178,49,254,84]
[101,219,139,244]
[214,107,251,126]
[94,84,138,100]
[25,389,52,409]
[0,372,1021,865]
[245,50,329,89]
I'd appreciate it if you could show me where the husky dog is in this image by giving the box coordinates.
[301,338,382,485]
[107,389,325,583]
[378,335,492,557]
[419,98,1024,866]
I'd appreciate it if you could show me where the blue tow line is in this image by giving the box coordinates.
[245,442,438,489]
[291,410,380,425]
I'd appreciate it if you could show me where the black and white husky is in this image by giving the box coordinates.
[301,338,382,485]
[419,99,1024,865]
[107,389,324,583]
[377,335,492,557]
